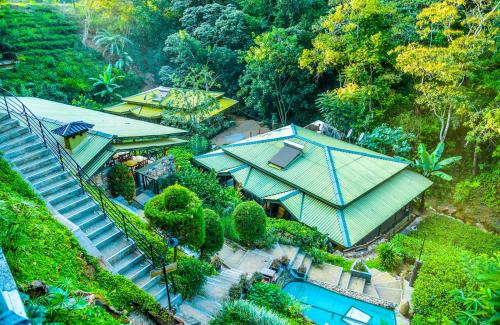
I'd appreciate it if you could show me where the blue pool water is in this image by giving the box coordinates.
[283,281,396,325]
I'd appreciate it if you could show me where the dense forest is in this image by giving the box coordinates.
[1,0,497,231]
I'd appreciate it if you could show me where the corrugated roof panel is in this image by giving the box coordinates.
[242,168,293,198]
[281,192,303,218]
[230,165,251,184]
[224,138,339,205]
[344,170,433,244]
[83,148,114,176]
[195,150,243,173]
[300,194,344,244]
[335,151,407,204]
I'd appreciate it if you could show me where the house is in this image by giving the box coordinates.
[193,124,432,248]
[102,86,238,122]
[17,97,186,177]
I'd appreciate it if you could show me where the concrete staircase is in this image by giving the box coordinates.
[290,250,313,278]
[0,113,178,308]
[176,268,244,325]
[331,265,402,304]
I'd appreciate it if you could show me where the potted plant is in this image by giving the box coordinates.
[280,255,290,267]
[211,256,222,272]
[297,264,307,277]
[270,258,281,271]
[350,259,372,282]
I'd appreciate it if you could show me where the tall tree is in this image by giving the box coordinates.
[239,27,316,124]
[395,0,498,143]
[300,0,404,132]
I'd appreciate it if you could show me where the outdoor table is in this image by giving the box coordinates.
[260,267,276,282]
[124,159,138,168]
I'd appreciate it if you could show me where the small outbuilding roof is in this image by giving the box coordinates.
[51,121,94,137]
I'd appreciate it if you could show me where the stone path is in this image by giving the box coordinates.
[212,115,269,146]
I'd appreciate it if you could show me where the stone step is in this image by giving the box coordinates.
[56,195,93,215]
[39,177,78,197]
[32,170,71,190]
[178,302,212,325]
[190,296,221,316]
[65,201,99,221]
[375,287,402,305]
[0,133,37,153]
[3,141,44,159]
[26,163,62,183]
[108,242,136,265]
[94,227,123,250]
[114,250,145,275]
[374,280,401,289]
[363,283,379,298]
[0,118,18,133]
[86,219,115,240]
[100,236,134,259]
[75,212,106,230]
[11,147,51,166]
[0,125,28,143]
[46,185,82,205]
[348,276,366,293]
[338,271,351,289]
[19,156,56,174]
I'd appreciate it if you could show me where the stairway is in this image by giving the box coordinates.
[332,266,403,305]
[0,113,178,308]
[176,268,244,325]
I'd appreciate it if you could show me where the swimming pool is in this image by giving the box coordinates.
[283,281,396,325]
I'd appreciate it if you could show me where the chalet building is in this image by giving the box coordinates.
[193,124,432,248]
[102,86,238,122]
[17,97,186,177]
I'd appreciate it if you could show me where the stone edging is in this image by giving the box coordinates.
[309,279,397,310]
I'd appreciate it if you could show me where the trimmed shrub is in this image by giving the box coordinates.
[108,164,135,203]
[211,300,288,325]
[200,209,224,259]
[144,184,205,249]
[232,201,267,247]
[172,257,214,300]
[267,217,328,251]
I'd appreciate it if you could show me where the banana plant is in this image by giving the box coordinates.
[401,142,461,211]
[89,64,124,102]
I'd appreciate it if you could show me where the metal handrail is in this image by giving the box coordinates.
[0,88,176,309]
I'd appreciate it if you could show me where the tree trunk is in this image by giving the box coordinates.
[173,246,178,262]
[419,192,426,213]
[472,141,479,176]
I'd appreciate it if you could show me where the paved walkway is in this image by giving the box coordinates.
[212,115,269,146]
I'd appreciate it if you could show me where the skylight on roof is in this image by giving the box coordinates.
[268,140,304,169]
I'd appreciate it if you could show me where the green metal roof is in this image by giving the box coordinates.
[83,148,115,176]
[194,150,244,173]
[193,125,433,247]
[221,125,407,206]
[343,169,432,244]
[19,97,186,140]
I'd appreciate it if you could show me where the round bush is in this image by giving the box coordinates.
[108,164,135,202]
[144,185,205,248]
[376,242,402,271]
[232,201,266,246]
[200,209,224,258]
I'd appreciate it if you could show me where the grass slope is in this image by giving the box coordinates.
[390,215,499,323]
[0,155,171,323]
